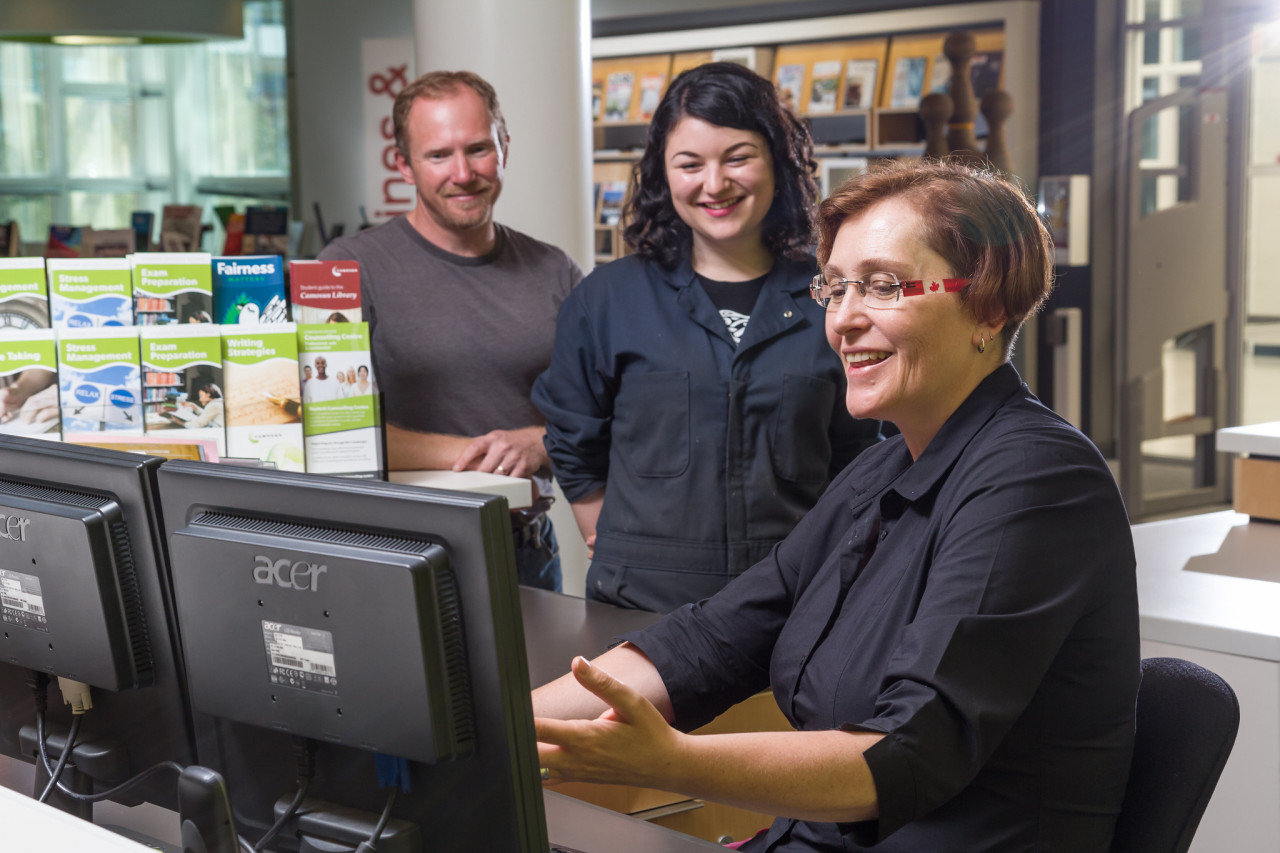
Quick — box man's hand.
[15,384,58,425]
[452,425,548,478]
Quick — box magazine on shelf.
[843,59,879,110]
[86,228,135,258]
[131,252,214,325]
[242,205,290,256]
[296,322,383,478]
[160,205,204,252]
[46,225,88,259]
[140,323,226,456]
[131,211,154,252]
[46,257,133,329]
[221,323,304,471]
[889,56,928,109]
[597,182,628,227]
[775,64,805,114]
[0,221,20,257]
[212,255,288,325]
[0,258,49,330]
[808,60,842,114]
[636,73,666,122]
[0,328,59,440]
[604,71,634,122]
[288,259,362,324]
[57,325,144,437]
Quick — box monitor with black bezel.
[156,458,548,852]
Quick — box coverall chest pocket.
[772,373,836,483]
[614,370,690,477]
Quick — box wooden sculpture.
[919,92,953,160]
[942,31,983,165]
[980,89,1014,174]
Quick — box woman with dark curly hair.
[532,62,880,613]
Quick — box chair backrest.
[1110,657,1240,853]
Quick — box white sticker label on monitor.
[0,569,48,632]
[262,620,338,696]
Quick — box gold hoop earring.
[978,336,986,355]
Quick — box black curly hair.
[622,62,818,269]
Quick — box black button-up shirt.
[626,364,1139,852]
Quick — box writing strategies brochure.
[221,323,304,471]
[0,258,49,329]
[297,322,383,478]
[57,326,144,437]
[140,324,227,456]
[212,255,289,325]
[46,258,133,329]
[131,252,214,325]
[288,259,363,324]
[0,329,59,440]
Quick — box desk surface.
[388,469,532,509]
[1134,510,1280,660]
[519,586,662,687]
[545,791,724,852]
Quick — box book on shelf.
[57,325,144,437]
[889,56,928,109]
[288,259,362,324]
[131,211,154,252]
[46,225,88,259]
[46,257,133,329]
[843,59,879,110]
[131,252,214,325]
[0,328,59,440]
[636,73,665,122]
[775,64,805,114]
[221,323,305,471]
[296,322,383,478]
[597,181,628,227]
[0,220,20,257]
[160,205,204,252]
[85,228,135,258]
[604,71,634,122]
[140,323,226,456]
[242,205,289,256]
[808,60,842,114]
[212,255,289,325]
[0,258,49,330]
[591,78,604,122]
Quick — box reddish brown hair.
[393,70,507,159]
[816,159,1053,358]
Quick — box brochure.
[297,322,382,478]
[288,259,363,324]
[57,326,144,436]
[221,324,304,471]
[140,324,226,456]
[131,252,214,325]
[0,258,49,330]
[46,258,133,329]
[212,255,289,325]
[0,328,59,440]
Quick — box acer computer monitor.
[156,459,546,852]
[0,434,195,815]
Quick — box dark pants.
[513,512,561,592]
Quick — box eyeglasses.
[809,272,970,310]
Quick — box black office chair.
[1111,657,1240,853]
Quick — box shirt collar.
[887,362,1025,502]
[668,254,813,297]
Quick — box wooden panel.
[670,50,715,79]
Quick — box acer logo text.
[0,514,31,542]
[253,556,327,591]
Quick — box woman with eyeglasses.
[533,160,1139,852]
[533,62,880,614]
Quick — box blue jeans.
[513,512,561,592]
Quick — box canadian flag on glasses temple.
[900,278,970,296]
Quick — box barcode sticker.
[0,569,49,632]
[261,620,339,696]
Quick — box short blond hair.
[393,70,507,158]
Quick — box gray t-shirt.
[318,216,582,437]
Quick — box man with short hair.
[319,70,582,591]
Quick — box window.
[0,1,288,252]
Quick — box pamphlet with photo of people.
[296,322,382,479]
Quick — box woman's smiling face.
[823,196,1001,458]
[664,116,775,257]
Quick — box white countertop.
[387,469,532,509]
[1217,422,1280,456]
[1134,510,1280,660]
[0,785,155,850]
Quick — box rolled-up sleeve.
[531,287,614,502]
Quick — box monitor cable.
[353,786,397,853]
[252,736,317,852]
